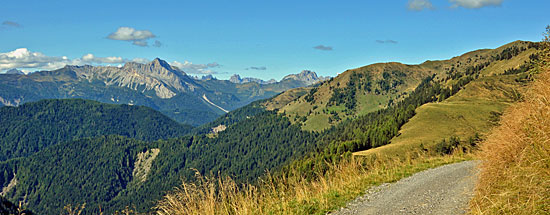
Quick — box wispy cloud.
[313,45,333,51]
[245,66,267,71]
[153,40,162,47]
[171,61,221,74]
[2,21,21,28]
[450,0,503,9]
[131,58,150,64]
[408,0,434,11]
[107,27,161,47]
[376,40,399,44]
[132,40,148,47]
[81,54,125,64]
[108,27,155,41]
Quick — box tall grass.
[470,60,550,214]
[156,150,468,215]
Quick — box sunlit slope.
[354,71,531,157]
[265,41,535,132]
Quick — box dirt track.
[330,161,479,215]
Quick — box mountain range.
[0,40,542,214]
[0,58,327,125]
[228,70,329,85]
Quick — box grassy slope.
[470,52,550,214]
[354,46,534,157]
[266,41,534,132]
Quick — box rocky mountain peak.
[60,58,197,99]
[229,74,242,83]
[150,58,171,69]
[282,70,327,85]
[3,68,25,75]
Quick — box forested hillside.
[0,111,317,214]
[0,99,192,161]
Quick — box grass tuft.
[470,57,550,214]
[156,150,469,215]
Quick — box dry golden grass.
[156,151,469,215]
[470,57,550,214]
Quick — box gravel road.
[329,160,479,215]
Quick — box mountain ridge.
[0,59,325,125]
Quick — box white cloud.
[107,27,160,47]
[131,58,150,64]
[0,48,219,75]
[450,0,502,9]
[0,48,125,72]
[408,0,434,11]
[80,54,125,64]
[171,60,220,74]
[0,48,67,71]
[107,27,155,41]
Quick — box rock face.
[132,148,161,184]
[282,70,329,85]
[65,58,198,99]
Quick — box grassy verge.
[470,56,550,214]
[156,149,471,215]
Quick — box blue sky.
[1,0,549,80]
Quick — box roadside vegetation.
[470,27,550,215]
[157,149,471,215]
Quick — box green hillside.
[0,99,192,161]
[0,112,317,214]
[267,41,537,131]
[354,44,539,157]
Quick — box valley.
[0,39,546,214]
[1,2,548,214]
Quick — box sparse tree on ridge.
[544,25,550,43]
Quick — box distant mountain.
[0,59,322,125]
[282,70,330,85]
[228,74,277,84]
[194,74,217,80]
[2,69,24,75]
[229,71,327,85]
